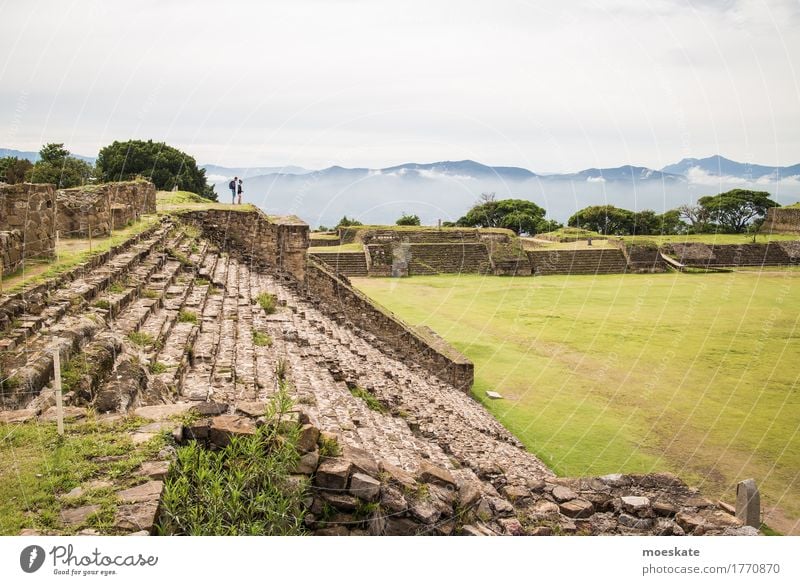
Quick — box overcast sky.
[0,0,798,171]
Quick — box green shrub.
[349,386,386,413]
[141,289,160,299]
[178,310,197,324]
[93,300,111,310]
[156,388,306,535]
[252,330,273,347]
[149,362,167,374]
[319,435,341,458]
[108,281,125,294]
[254,292,278,314]
[127,331,155,347]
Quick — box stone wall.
[181,208,309,282]
[56,180,156,238]
[763,207,800,234]
[0,183,56,270]
[339,226,514,245]
[304,257,474,391]
[664,241,800,267]
[611,239,666,272]
[0,230,24,275]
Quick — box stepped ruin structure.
[0,192,760,536]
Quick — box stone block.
[209,415,256,447]
[315,458,352,490]
[559,499,594,519]
[416,462,456,488]
[349,472,381,502]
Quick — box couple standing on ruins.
[229,177,243,204]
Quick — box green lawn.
[616,233,799,245]
[354,271,800,534]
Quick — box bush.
[254,292,277,314]
[252,330,273,347]
[178,310,198,324]
[396,213,421,226]
[156,388,307,535]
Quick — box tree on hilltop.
[336,216,363,228]
[29,143,94,188]
[96,139,216,200]
[0,157,33,184]
[456,196,553,235]
[396,212,421,226]
[697,189,778,233]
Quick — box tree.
[630,210,659,235]
[29,143,94,188]
[96,139,215,200]
[336,215,363,228]
[655,209,687,235]
[567,205,633,235]
[456,197,549,235]
[0,157,33,184]
[396,212,421,226]
[697,189,779,233]
[677,204,710,233]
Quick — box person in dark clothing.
[229,177,238,203]
[237,179,243,205]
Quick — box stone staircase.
[527,248,628,275]
[309,250,368,277]
[408,243,491,275]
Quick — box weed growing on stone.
[93,299,111,310]
[156,387,306,535]
[108,281,125,294]
[149,362,167,375]
[141,289,160,299]
[127,331,155,347]
[61,355,91,394]
[318,435,341,458]
[254,291,277,314]
[349,386,386,413]
[252,330,272,347]
[178,310,197,324]
[274,357,288,383]
[194,278,210,287]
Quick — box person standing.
[229,176,238,203]
[237,178,243,205]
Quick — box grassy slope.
[354,271,800,531]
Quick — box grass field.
[354,270,800,534]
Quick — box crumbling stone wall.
[0,230,24,274]
[339,226,514,245]
[0,183,56,270]
[610,239,666,272]
[56,180,156,238]
[181,208,309,282]
[304,258,474,391]
[763,207,800,234]
[664,241,800,267]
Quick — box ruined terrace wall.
[763,207,800,234]
[304,258,474,391]
[56,180,156,238]
[181,208,309,282]
[0,183,56,273]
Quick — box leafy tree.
[568,205,633,235]
[697,189,779,233]
[96,139,215,200]
[396,212,421,226]
[336,215,363,227]
[655,209,687,235]
[677,204,711,233]
[456,197,549,235]
[29,143,94,188]
[0,157,33,184]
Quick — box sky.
[0,0,798,172]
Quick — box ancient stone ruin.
[0,183,57,274]
[0,205,758,536]
[763,206,800,234]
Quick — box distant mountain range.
[4,146,799,226]
[0,148,96,164]
[203,155,800,227]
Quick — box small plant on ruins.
[274,357,289,383]
[349,386,386,414]
[252,330,273,347]
[318,434,341,458]
[60,355,91,394]
[127,331,156,347]
[168,248,192,267]
[149,361,167,375]
[178,310,197,324]
[254,291,278,314]
[93,300,111,310]
[141,289,160,299]
[353,501,380,521]
[194,278,210,287]
[108,281,125,294]
[156,387,306,535]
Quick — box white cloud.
[586,176,606,183]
